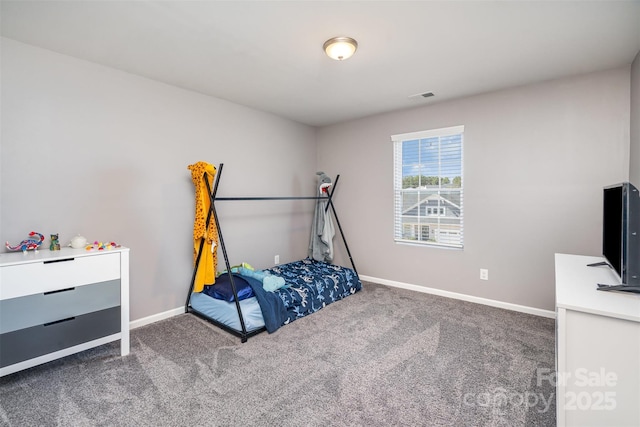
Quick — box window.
[425,207,445,216]
[392,125,464,248]
[421,225,430,240]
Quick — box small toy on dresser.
[5,231,44,253]
[50,234,61,251]
[69,235,87,249]
[86,241,121,251]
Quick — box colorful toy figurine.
[85,241,120,251]
[50,234,61,251]
[6,231,45,253]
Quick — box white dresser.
[0,247,129,377]
[555,253,640,427]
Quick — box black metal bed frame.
[185,163,358,342]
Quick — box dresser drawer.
[0,252,120,299]
[0,279,120,334]
[0,306,121,368]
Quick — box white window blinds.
[392,125,464,249]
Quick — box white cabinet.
[0,247,129,377]
[555,253,640,427]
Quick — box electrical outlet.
[480,269,489,281]
[274,255,280,265]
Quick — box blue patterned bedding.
[192,258,361,334]
[265,258,362,327]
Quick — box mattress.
[189,291,265,332]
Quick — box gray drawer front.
[0,280,120,334]
[0,306,120,368]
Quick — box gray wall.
[1,38,318,321]
[2,36,636,319]
[317,67,631,311]
[631,51,640,186]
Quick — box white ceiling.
[2,1,640,127]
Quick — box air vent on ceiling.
[408,91,435,99]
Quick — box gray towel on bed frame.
[308,174,335,263]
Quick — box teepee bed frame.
[185,163,361,342]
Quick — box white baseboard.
[359,274,556,319]
[130,306,186,330]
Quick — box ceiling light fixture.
[323,37,358,61]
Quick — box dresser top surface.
[555,253,640,322]
[0,247,129,267]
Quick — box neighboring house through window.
[392,125,464,249]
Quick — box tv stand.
[596,284,640,293]
[555,254,640,427]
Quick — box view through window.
[392,125,464,248]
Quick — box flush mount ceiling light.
[323,36,358,61]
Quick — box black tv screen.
[602,182,639,286]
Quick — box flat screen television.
[594,182,640,293]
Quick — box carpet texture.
[0,282,556,426]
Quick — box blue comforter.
[264,258,362,329]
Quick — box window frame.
[392,125,464,249]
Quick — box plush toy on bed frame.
[317,171,332,194]
[6,231,45,253]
